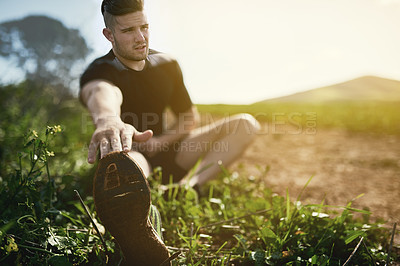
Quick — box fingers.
[133,129,153,142]
[88,139,99,164]
[110,136,122,152]
[87,126,153,164]
[120,128,151,151]
[87,128,122,163]
[100,138,111,158]
[99,129,121,159]
[98,129,121,158]
[120,127,134,152]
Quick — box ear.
[103,28,114,43]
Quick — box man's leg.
[93,151,170,264]
[175,113,260,187]
[127,150,152,177]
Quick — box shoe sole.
[93,151,170,265]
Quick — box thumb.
[134,129,153,142]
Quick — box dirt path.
[232,123,400,225]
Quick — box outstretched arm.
[81,80,152,163]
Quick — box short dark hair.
[101,0,144,29]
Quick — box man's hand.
[88,116,153,163]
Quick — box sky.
[0,0,400,104]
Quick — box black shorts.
[145,145,187,184]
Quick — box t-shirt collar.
[110,50,148,72]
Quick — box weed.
[148,169,397,265]
[1,125,397,265]
[0,82,398,264]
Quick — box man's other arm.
[140,106,199,157]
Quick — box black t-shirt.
[80,49,192,136]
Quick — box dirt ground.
[231,122,400,234]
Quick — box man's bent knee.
[232,113,260,137]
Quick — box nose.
[134,29,146,42]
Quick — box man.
[80,0,259,263]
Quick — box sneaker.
[93,151,170,265]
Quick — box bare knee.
[231,113,260,139]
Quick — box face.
[104,11,149,62]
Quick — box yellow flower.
[32,130,38,138]
[5,237,18,253]
[54,125,62,133]
[46,151,55,157]
[46,125,62,135]
[282,250,293,257]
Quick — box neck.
[114,53,146,71]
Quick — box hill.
[257,75,400,103]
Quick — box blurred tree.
[0,16,93,171]
[0,15,91,99]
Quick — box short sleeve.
[80,61,118,90]
[79,58,119,105]
[169,61,193,114]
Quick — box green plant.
[0,80,398,264]
[148,168,397,265]
[0,126,115,265]
[0,125,397,265]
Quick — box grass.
[0,126,397,265]
[0,82,399,264]
[197,101,400,135]
[150,171,395,265]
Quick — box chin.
[133,51,148,60]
